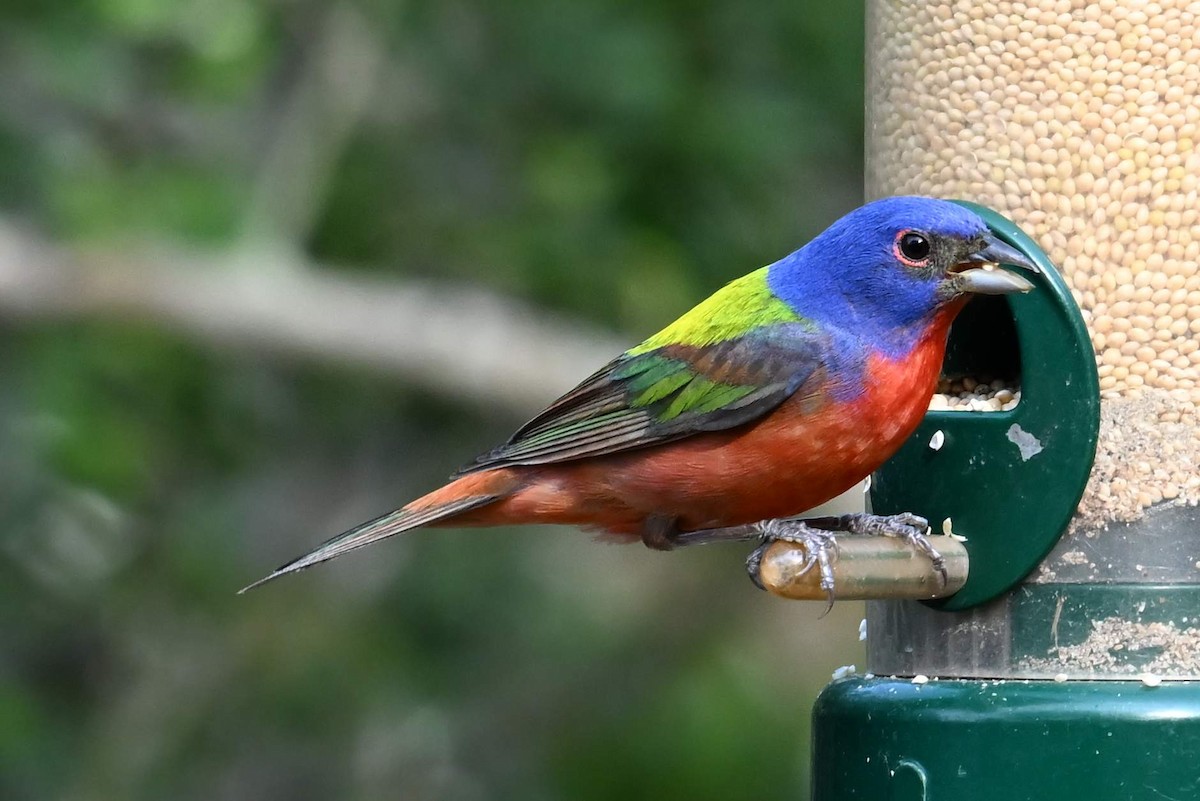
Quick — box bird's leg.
[801,512,946,586]
[667,523,760,547]
[643,518,767,548]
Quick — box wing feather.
[456,325,827,475]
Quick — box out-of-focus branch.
[0,222,625,414]
[242,4,385,247]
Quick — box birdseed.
[871,0,1200,524]
[929,377,1021,412]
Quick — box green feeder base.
[812,677,1200,801]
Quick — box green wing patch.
[616,354,759,421]
[664,377,756,419]
[455,328,825,475]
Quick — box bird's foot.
[745,519,840,611]
[803,512,946,587]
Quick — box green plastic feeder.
[810,207,1200,799]
[814,679,1200,800]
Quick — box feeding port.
[932,294,1023,412]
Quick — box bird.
[243,196,1036,595]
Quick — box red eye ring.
[894,230,932,267]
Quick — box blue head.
[766,196,1036,355]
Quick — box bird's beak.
[950,233,1039,295]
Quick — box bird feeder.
[810,2,1200,798]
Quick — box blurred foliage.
[0,0,866,799]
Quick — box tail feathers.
[240,494,501,593]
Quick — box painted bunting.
[244,197,1036,594]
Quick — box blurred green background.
[0,1,867,799]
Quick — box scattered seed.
[911,674,930,685]
[942,517,967,542]
[1022,618,1200,676]
[1074,392,1200,530]
[929,430,945,451]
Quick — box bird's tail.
[240,471,516,592]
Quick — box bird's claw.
[745,545,768,591]
[878,514,946,588]
[809,512,946,587]
[745,520,840,611]
[902,529,948,588]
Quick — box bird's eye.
[895,231,932,266]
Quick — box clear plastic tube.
[867,0,1200,529]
